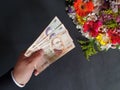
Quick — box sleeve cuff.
[11,71,25,88]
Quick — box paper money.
[25,16,62,51]
[24,16,75,64]
[32,24,73,50]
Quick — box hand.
[13,49,49,86]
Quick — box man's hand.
[13,49,49,86]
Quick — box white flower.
[86,13,98,21]
[100,43,111,50]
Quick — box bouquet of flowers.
[65,0,120,60]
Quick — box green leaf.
[78,40,86,44]
[78,39,98,60]
[116,45,120,49]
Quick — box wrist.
[11,71,25,88]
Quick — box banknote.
[31,24,73,50]
[25,25,74,56]
[26,16,62,51]
[42,32,75,64]
[25,18,70,55]
[24,16,75,64]
[25,30,75,63]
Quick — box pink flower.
[83,20,102,37]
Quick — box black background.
[0,0,120,90]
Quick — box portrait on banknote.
[24,16,75,64]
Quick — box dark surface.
[0,69,21,90]
[0,0,120,90]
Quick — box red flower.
[74,0,94,17]
[108,29,120,44]
[83,20,102,37]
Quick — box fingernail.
[35,72,39,76]
[34,72,38,76]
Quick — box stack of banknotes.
[24,16,75,64]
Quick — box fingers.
[35,62,50,76]
[30,49,44,59]
[26,49,44,63]
[34,61,50,76]
[18,49,44,61]
[28,49,50,76]
[21,49,50,76]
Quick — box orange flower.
[74,0,94,17]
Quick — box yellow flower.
[96,33,110,46]
[76,14,86,25]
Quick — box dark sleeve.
[0,69,22,90]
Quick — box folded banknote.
[24,16,75,64]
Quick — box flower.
[66,0,120,60]
[83,20,102,37]
[116,16,120,23]
[76,14,86,25]
[108,29,120,44]
[96,33,110,46]
[73,0,94,17]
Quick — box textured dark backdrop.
[0,0,120,90]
